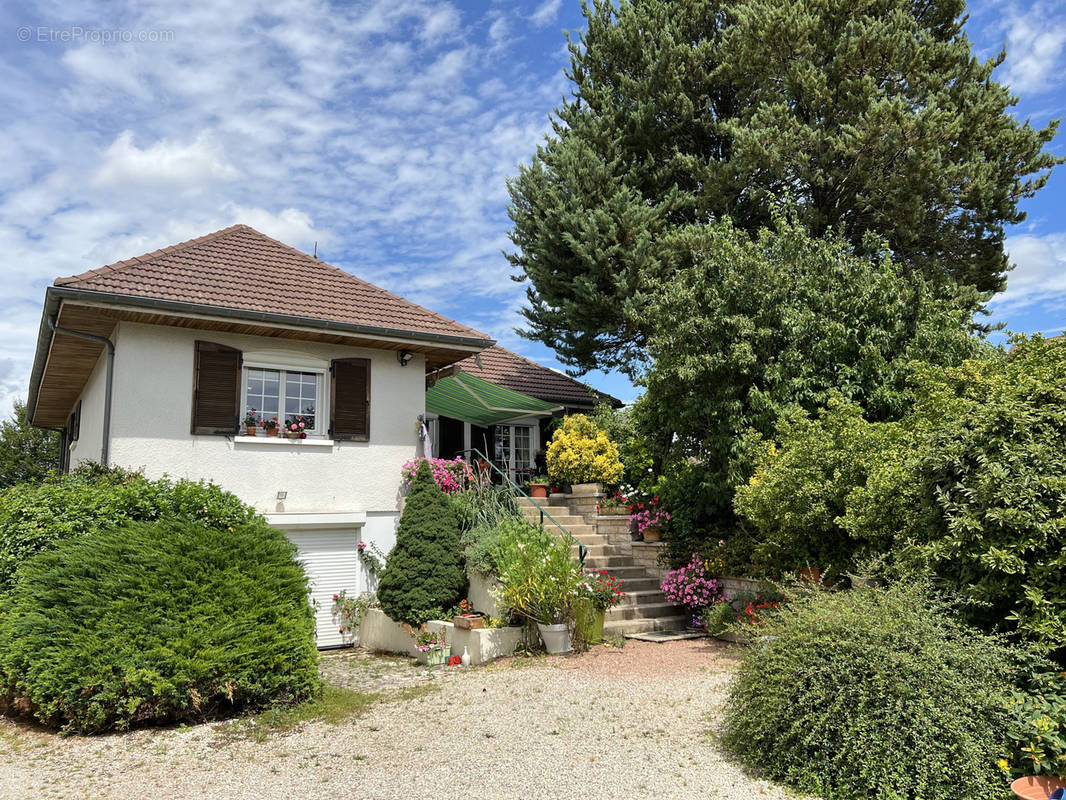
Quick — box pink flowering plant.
[660,554,723,623]
[401,457,475,494]
[631,501,671,537]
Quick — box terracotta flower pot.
[1011,776,1066,800]
[529,483,549,499]
[798,567,823,584]
[642,526,662,542]
[246,426,257,436]
[265,427,278,437]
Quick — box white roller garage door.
[264,512,368,650]
[288,529,361,649]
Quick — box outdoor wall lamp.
[397,350,414,366]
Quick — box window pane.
[246,368,281,424]
[284,370,318,430]
[515,426,531,465]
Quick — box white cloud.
[998,5,1066,94]
[530,0,563,28]
[990,232,1066,312]
[93,131,241,189]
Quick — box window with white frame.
[244,365,325,434]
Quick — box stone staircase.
[516,495,687,636]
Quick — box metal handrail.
[461,448,587,567]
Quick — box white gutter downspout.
[46,316,114,467]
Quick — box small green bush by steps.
[723,584,1018,800]
[377,460,467,626]
[0,464,258,593]
[0,519,319,733]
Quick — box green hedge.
[0,465,258,593]
[723,584,1018,800]
[0,519,319,733]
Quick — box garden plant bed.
[0,640,800,800]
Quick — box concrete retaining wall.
[359,609,522,665]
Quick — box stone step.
[580,555,634,569]
[615,589,670,608]
[570,544,623,558]
[605,601,684,621]
[614,577,661,592]
[602,615,689,636]
[521,513,589,529]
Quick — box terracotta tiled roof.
[452,345,620,406]
[54,225,490,343]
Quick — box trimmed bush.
[377,461,466,626]
[0,464,258,593]
[546,414,623,486]
[0,519,319,733]
[723,584,1018,800]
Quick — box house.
[425,345,620,481]
[25,224,619,647]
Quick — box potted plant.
[414,627,451,665]
[660,554,723,627]
[596,491,630,516]
[631,496,670,541]
[452,599,484,630]
[545,414,623,496]
[261,417,279,437]
[494,527,582,654]
[1010,777,1066,800]
[284,417,309,439]
[243,409,259,435]
[575,570,626,645]
[528,475,550,499]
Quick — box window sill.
[233,436,335,447]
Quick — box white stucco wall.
[69,345,111,470]
[103,321,424,517]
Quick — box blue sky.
[0,0,1063,413]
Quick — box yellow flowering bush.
[546,415,623,486]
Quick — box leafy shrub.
[546,414,623,486]
[461,516,535,577]
[0,519,319,733]
[495,521,581,625]
[723,584,1019,800]
[0,464,258,593]
[449,482,520,533]
[377,461,467,626]
[848,336,1066,652]
[1005,668,1066,777]
[734,396,903,577]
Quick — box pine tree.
[376,461,466,627]
[507,0,1061,376]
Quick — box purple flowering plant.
[660,554,723,618]
[400,457,475,494]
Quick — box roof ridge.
[489,344,585,383]
[54,224,249,287]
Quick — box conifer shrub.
[0,464,258,593]
[0,519,319,733]
[377,461,467,626]
[723,584,1019,800]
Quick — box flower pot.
[570,482,602,496]
[847,573,884,589]
[642,526,662,542]
[246,426,257,436]
[418,646,452,666]
[798,567,823,584]
[599,506,629,516]
[285,431,301,440]
[575,601,605,645]
[453,614,484,630]
[1011,776,1066,800]
[529,483,549,499]
[265,428,278,437]
[537,622,572,654]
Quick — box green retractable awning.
[425,371,561,425]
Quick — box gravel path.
[0,639,804,800]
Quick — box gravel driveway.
[0,639,802,800]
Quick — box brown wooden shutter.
[191,341,242,435]
[330,358,370,441]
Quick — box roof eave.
[26,285,495,426]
